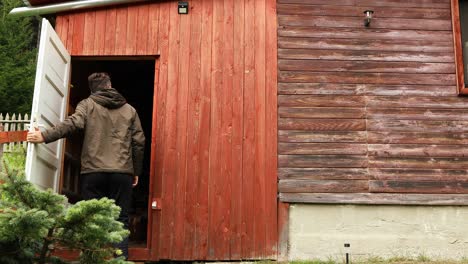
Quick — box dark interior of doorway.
[63,58,155,248]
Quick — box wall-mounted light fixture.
[178,1,189,14]
[363,10,374,27]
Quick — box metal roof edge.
[10,0,152,18]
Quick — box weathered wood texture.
[280,193,468,205]
[278,0,468,201]
[56,0,277,261]
[0,131,27,144]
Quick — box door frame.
[66,55,160,261]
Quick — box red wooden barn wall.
[55,0,278,260]
[277,0,468,204]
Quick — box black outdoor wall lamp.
[178,1,189,14]
[363,10,374,27]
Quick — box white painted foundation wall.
[289,204,468,261]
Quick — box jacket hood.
[90,88,127,109]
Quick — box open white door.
[25,18,71,191]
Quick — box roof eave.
[10,0,152,18]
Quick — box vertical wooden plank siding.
[194,0,213,259]
[56,0,277,260]
[150,1,169,260]
[149,58,161,260]
[277,0,468,202]
[82,11,95,55]
[114,7,128,55]
[136,5,150,55]
[231,0,245,259]
[104,8,117,55]
[71,14,85,55]
[265,0,278,256]
[147,3,160,55]
[172,3,191,258]
[160,0,180,259]
[207,0,224,258]
[55,16,67,46]
[66,14,75,53]
[254,0,267,258]
[94,9,107,55]
[219,0,234,259]
[183,0,202,259]
[125,5,139,55]
[242,0,256,258]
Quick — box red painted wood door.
[151,0,278,260]
[55,0,278,260]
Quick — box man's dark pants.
[80,172,133,259]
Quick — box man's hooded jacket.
[42,74,145,176]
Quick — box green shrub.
[0,162,133,264]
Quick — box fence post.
[0,113,3,158]
[0,124,3,172]
[23,114,29,149]
[9,113,17,152]
[4,113,9,153]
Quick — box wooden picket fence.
[0,113,30,153]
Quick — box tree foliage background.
[0,0,38,114]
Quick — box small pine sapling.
[0,162,132,264]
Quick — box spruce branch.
[0,165,133,263]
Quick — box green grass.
[1,146,26,173]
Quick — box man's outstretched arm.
[27,100,88,144]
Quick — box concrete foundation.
[288,204,468,261]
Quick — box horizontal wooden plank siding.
[278,28,453,41]
[278,0,468,204]
[279,107,366,119]
[279,118,366,131]
[279,37,454,52]
[367,132,468,144]
[279,155,368,168]
[278,83,457,96]
[279,60,455,73]
[56,0,277,260]
[370,168,468,180]
[278,15,452,30]
[278,49,454,62]
[279,179,369,192]
[278,5,451,19]
[279,168,369,180]
[279,143,367,155]
[279,131,368,143]
[279,72,455,85]
[369,180,468,193]
[280,193,468,205]
[277,0,450,9]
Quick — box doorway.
[61,57,155,249]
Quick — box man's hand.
[132,176,139,188]
[27,130,45,143]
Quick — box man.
[27,72,145,259]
